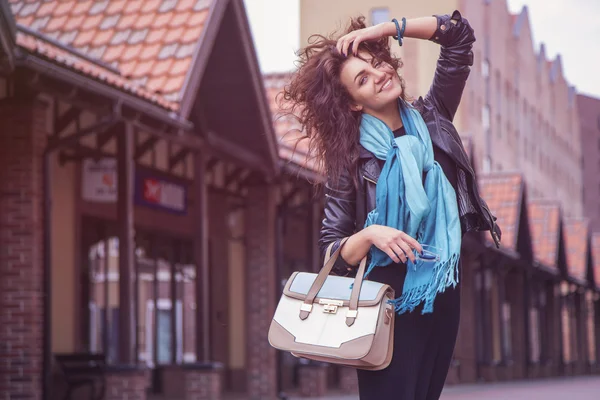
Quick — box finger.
[342,36,354,57]
[342,39,351,57]
[390,243,408,263]
[336,34,350,55]
[396,240,415,263]
[352,36,363,55]
[336,36,346,55]
[336,37,344,55]
[383,247,402,264]
[401,233,423,254]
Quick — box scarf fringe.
[389,254,460,315]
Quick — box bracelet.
[391,17,407,46]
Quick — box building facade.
[299,0,583,218]
[578,94,600,233]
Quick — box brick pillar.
[0,97,48,400]
[338,367,359,394]
[105,366,147,400]
[245,184,277,399]
[298,363,328,397]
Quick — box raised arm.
[336,10,475,122]
[423,10,476,121]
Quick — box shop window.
[502,302,512,360]
[490,281,502,363]
[147,300,183,365]
[562,301,572,363]
[587,294,597,364]
[529,307,540,362]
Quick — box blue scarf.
[359,100,461,315]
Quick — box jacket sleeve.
[424,10,476,122]
[318,169,358,276]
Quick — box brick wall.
[0,97,48,400]
[184,368,222,400]
[105,368,147,400]
[298,364,328,397]
[245,184,277,399]
[338,367,359,393]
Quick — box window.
[497,115,502,138]
[483,156,491,173]
[482,59,490,79]
[496,71,501,116]
[370,8,390,26]
[482,104,490,130]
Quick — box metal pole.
[42,151,52,400]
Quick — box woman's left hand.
[336,23,392,57]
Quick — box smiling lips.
[379,77,393,92]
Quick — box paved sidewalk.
[288,376,600,400]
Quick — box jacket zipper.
[363,175,377,185]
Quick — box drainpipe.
[42,150,51,400]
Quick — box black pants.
[357,261,461,400]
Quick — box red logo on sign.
[143,179,161,203]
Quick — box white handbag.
[268,238,396,370]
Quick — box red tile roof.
[15,30,175,109]
[9,0,212,110]
[528,201,561,270]
[592,234,600,289]
[479,173,524,251]
[564,220,590,283]
[264,73,322,173]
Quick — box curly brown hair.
[280,16,408,187]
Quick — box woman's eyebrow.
[354,69,367,83]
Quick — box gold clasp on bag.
[319,299,344,314]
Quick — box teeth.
[382,79,391,90]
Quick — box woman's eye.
[360,76,368,85]
[374,61,383,68]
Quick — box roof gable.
[592,234,600,289]
[479,173,524,252]
[528,201,561,271]
[564,219,590,283]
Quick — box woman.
[284,10,501,400]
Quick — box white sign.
[82,158,117,203]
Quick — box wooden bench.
[54,353,106,400]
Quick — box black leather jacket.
[319,10,502,275]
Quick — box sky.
[243,0,600,99]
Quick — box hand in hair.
[336,23,392,57]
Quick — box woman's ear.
[350,104,363,112]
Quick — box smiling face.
[339,51,403,114]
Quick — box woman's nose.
[372,68,386,83]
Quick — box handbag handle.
[299,238,368,326]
